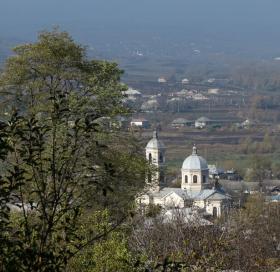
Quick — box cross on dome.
[192,144,197,155]
[153,130,158,139]
[146,130,165,149]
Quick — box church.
[139,131,231,217]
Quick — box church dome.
[182,145,208,170]
[146,131,165,149]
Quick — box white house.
[195,117,211,129]
[130,118,150,129]
[123,88,142,99]
[158,77,167,83]
[181,78,189,84]
[141,99,159,112]
[208,88,220,94]
[171,118,192,128]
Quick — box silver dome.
[146,131,165,149]
[182,145,208,170]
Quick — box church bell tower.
[145,131,166,191]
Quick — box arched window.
[148,153,152,163]
[160,172,165,183]
[203,175,206,183]
[147,172,152,183]
[159,152,163,163]
[213,207,218,218]
[185,175,188,183]
[193,175,198,183]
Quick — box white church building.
[139,131,231,217]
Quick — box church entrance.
[213,207,218,218]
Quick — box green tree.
[0,29,147,271]
[271,160,280,179]
[0,121,25,272]
[69,229,143,272]
[261,132,274,153]
[239,136,253,154]
[245,155,271,189]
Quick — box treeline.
[231,62,280,92]
[67,195,280,272]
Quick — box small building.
[171,118,192,128]
[241,119,254,128]
[123,88,142,99]
[175,89,194,97]
[130,118,150,129]
[208,88,220,94]
[192,93,209,101]
[207,78,215,83]
[158,77,167,83]
[181,78,189,84]
[167,97,184,103]
[209,165,225,179]
[141,99,159,112]
[195,117,211,129]
[93,116,129,131]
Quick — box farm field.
[139,125,280,176]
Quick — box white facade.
[145,131,166,191]
[181,146,209,192]
[182,78,189,84]
[158,77,167,83]
[195,117,211,129]
[130,119,149,128]
[139,133,231,218]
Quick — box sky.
[1,0,280,56]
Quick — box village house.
[123,88,142,98]
[171,118,193,128]
[181,78,189,84]
[158,77,167,83]
[195,116,211,128]
[130,118,150,129]
[208,88,220,94]
[141,99,159,112]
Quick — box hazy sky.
[1,0,280,55]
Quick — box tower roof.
[146,131,165,149]
[182,145,208,171]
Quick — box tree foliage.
[0,29,147,271]
[245,155,272,186]
[129,197,280,272]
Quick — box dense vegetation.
[0,30,147,271]
[0,30,279,272]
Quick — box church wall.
[152,194,184,208]
[146,148,165,165]
[181,169,204,191]
[163,193,185,208]
[205,200,222,217]
[146,143,166,188]
[193,200,205,209]
[181,167,209,192]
